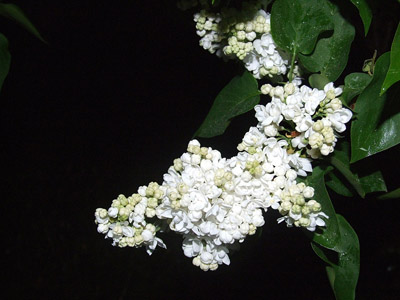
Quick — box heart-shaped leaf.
[195,71,260,138]
[351,52,400,163]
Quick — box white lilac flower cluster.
[95,79,351,269]
[256,80,353,159]
[95,138,324,271]
[194,8,289,78]
[194,10,223,55]
[94,184,167,255]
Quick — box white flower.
[294,113,313,132]
[183,236,203,257]
[291,133,308,149]
[263,124,279,136]
[95,208,109,224]
[301,86,325,115]
[324,82,343,99]
[242,127,266,148]
[97,223,109,234]
[107,207,118,218]
[303,187,315,198]
[141,229,154,242]
[327,108,353,133]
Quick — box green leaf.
[0,33,11,91]
[306,166,340,248]
[380,23,400,95]
[330,142,387,197]
[0,3,45,42]
[195,71,260,138]
[299,8,355,81]
[308,73,330,90]
[351,52,400,163]
[378,188,400,200]
[341,72,372,106]
[359,170,387,194]
[330,215,360,300]
[271,0,334,56]
[349,0,372,35]
[330,142,365,198]
[311,242,334,266]
[326,266,336,291]
[326,171,354,197]
[312,217,360,300]
[307,167,360,299]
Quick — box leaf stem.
[288,48,297,82]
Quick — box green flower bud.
[301,206,311,216]
[299,217,311,227]
[291,204,301,214]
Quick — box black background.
[2,1,400,299]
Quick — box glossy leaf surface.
[195,71,260,138]
[351,53,400,162]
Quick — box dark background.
[1,1,400,299]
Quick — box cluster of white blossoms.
[95,78,351,270]
[94,184,167,255]
[194,8,289,78]
[194,10,223,55]
[257,80,353,159]
[95,1,354,272]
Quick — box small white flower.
[328,108,353,133]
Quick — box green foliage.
[381,23,400,95]
[271,0,355,82]
[0,33,10,91]
[298,8,355,81]
[359,170,387,194]
[326,171,354,197]
[308,73,330,90]
[349,0,372,35]
[306,166,360,300]
[378,188,400,200]
[271,0,334,57]
[0,3,44,93]
[190,1,399,298]
[311,215,360,300]
[195,71,260,138]
[351,52,400,163]
[330,142,387,198]
[307,166,340,248]
[0,3,45,42]
[341,72,372,106]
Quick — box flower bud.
[145,208,156,218]
[303,187,314,198]
[118,194,128,206]
[284,82,295,95]
[113,224,123,235]
[200,263,210,271]
[299,217,311,227]
[209,263,218,271]
[261,84,272,95]
[141,229,153,242]
[320,144,332,156]
[108,207,118,218]
[97,223,109,234]
[147,197,158,208]
[291,204,301,214]
[312,120,324,132]
[295,195,305,206]
[280,201,292,212]
[193,256,201,267]
[145,187,154,197]
[301,206,311,216]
